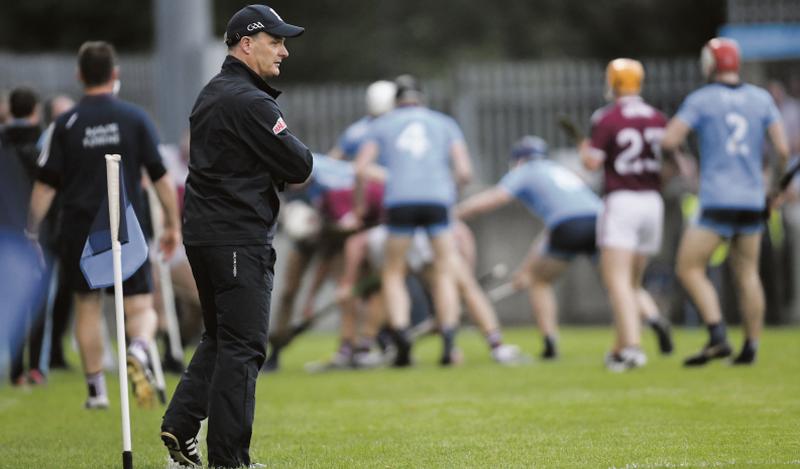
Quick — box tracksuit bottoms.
[163,244,275,468]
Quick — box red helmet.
[701,38,740,78]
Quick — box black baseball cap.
[224,4,304,46]
[395,74,422,100]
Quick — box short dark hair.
[9,86,39,119]
[78,41,117,87]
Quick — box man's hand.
[24,229,46,268]
[335,282,354,303]
[579,139,603,171]
[159,227,181,262]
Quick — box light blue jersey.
[499,160,601,228]
[335,116,372,161]
[676,83,781,210]
[367,105,465,207]
[311,153,354,191]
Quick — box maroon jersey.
[587,96,667,194]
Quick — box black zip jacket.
[183,55,313,246]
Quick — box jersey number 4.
[395,122,430,159]
[615,127,664,175]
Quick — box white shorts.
[597,190,663,255]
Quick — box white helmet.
[365,80,396,117]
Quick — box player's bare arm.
[353,140,379,217]
[454,187,513,220]
[26,180,57,238]
[450,141,473,188]
[151,173,181,261]
[579,139,603,171]
[660,118,692,153]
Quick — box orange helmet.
[701,38,740,78]
[606,58,644,96]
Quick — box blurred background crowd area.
[2,0,800,328]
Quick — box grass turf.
[1,326,799,468]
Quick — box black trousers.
[163,244,275,468]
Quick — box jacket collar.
[222,55,281,99]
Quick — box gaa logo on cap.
[246,21,264,31]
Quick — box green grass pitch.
[1,326,799,468]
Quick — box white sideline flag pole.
[106,154,133,469]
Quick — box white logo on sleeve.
[272,117,288,134]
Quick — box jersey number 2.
[725,112,750,157]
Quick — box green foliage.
[0,1,724,81]
[215,0,725,82]
[0,0,154,52]
[1,326,798,467]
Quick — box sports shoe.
[683,341,732,367]
[161,429,201,467]
[540,347,558,360]
[605,347,647,372]
[650,318,674,355]
[27,369,46,385]
[391,331,413,368]
[440,348,464,366]
[352,349,384,369]
[261,347,281,374]
[126,352,156,409]
[491,344,523,365]
[84,394,110,410]
[540,336,558,360]
[732,345,757,365]
[11,375,28,387]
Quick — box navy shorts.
[697,208,764,239]
[544,215,598,260]
[386,203,450,236]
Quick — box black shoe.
[683,341,732,367]
[261,347,281,373]
[732,346,757,365]
[439,348,463,366]
[391,331,412,368]
[161,428,202,467]
[540,346,558,360]
[49,355,71,370]
[651,319,674,355]
[162,353,185,374]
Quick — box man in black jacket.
[161,5,313,468]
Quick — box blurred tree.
[213,0,725,81]
[0,0,724,80]
[0,0,154,52]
